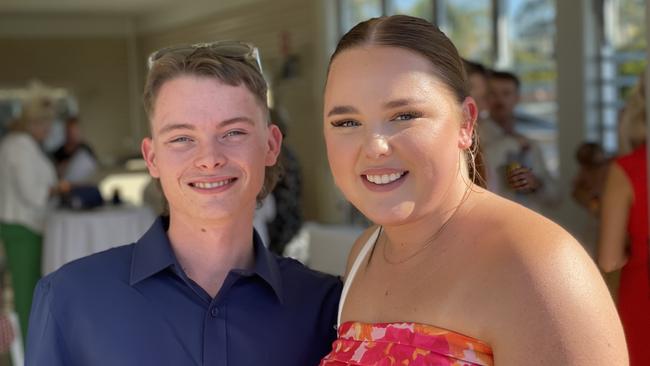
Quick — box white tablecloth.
[43,205,156,274]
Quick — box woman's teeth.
[365,172,405,185]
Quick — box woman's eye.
[331,120,360,128]
[393,112,421,121]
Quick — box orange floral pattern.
[320,321,493,366]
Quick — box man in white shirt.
[479,71,558,215]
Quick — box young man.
[26,42,341,365]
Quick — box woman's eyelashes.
[392,111,422,121]
[331,119,360,128]
[330,111,423,128]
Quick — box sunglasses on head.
[146,40,263,74]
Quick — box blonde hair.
[9,96,56,132]
[618,72,646,154]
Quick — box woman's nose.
[363,132,391,159]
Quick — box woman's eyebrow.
[382,98,425,109]
[327,105,359,117]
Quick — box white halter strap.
[337,226,382,327]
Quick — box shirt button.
[210,307,219,318]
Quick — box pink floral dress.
[320,321,494,366]
[323,227,494,365]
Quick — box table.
[43,205,156,275]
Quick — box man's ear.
[459,97,478,149]
[265,124,283,166]
[141,137,160,178]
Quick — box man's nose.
[194,142,226,169]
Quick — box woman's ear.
[459,97,478,149]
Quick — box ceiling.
[0,0,182,15]
[0,0,263,35]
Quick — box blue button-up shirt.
[26,217,342,366]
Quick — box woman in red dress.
[599,73,648,365]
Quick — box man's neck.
[167,213,256,297]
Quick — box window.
[388,0,433,22]
[438,0,493,64]
[339,0,383,34]
[499,0,558,171]
[600,0,646,152]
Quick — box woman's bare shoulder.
[473,195,628,364]
[470,192,574,254]
[474,193,601,297]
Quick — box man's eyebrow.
[220,116,255,126]
[326,105,359,117]
[158,123,195,135]
[157,117,255,135]
[382,98,426,109]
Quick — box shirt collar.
[129,216,176,286]
[130,216,284,303]
[250,229,284,303]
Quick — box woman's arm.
[597,163,633,273]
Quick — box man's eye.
[170,136,193,143]
[224,130,246,138]
[331,120,359,128]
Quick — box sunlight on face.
[323,46,473,226]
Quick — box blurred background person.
[0,96,67,341]
[480,70,558,215]
[572,141,609,216]
[463,59,490,186]
[463,59,490,119]
[597,72,648,365]
[53,116,98,183]
[266,108,303,255]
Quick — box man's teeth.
[365,172,404,185]
[193,179,232,189]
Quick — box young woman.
[320,15,627,365]
[598,73,648,365]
